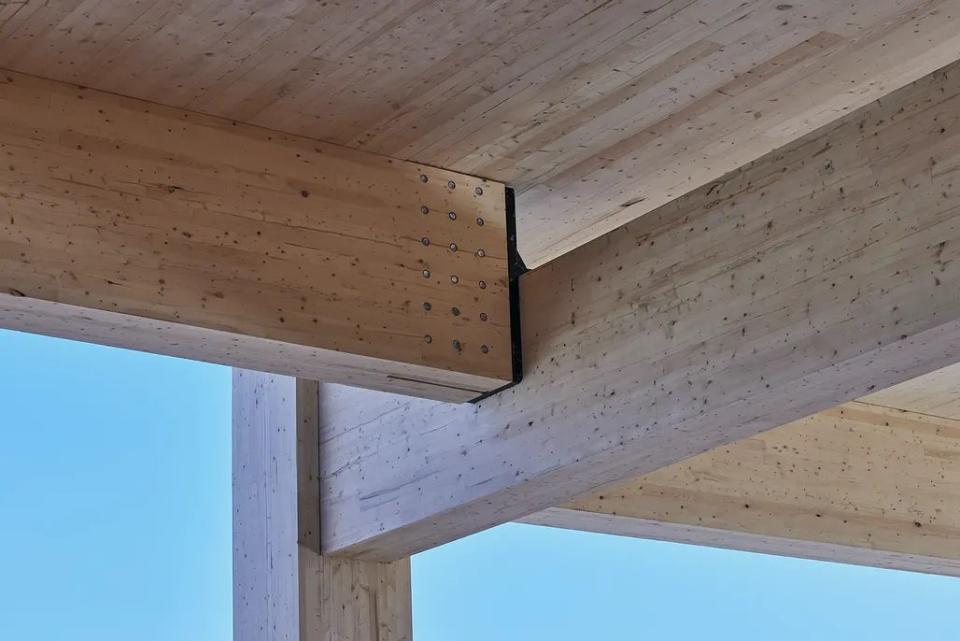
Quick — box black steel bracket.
[470,187,526,403]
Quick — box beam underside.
[525,398,960,577]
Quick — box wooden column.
[0,70,516,402]
[233,370,411,641]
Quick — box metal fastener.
[476,249,485,258]
[421,237,430,246]
[422,302,432,311]
[424,334,432,343]
[475,187,483,196]
[451,307,461,316]
[420,175,428,183]
[422,269,431,278]
[480,345,489,354]
[452,339,462,351]
[478,280,486,289]
[447,180,456,189]
[448,211,457,221]
[449,242,458,252]
[480,312,488,321]
[420,205,429,214]
[476,217,484,226]
[450,275,459,284]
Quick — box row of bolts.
[419,175,491,354]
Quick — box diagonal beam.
[525,388,960,577]
[320,59,960,560]
[0,70,516,402]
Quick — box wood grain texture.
[864,361,960,419]
[233,370,411,641]
[0,70,513,402]
[2,1,960,264]
[320,58,960,560]
[525,400,960,577]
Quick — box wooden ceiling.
[3,0,960,266]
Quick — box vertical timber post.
[233,370,412,640]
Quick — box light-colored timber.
[0,70,514,402]
[3,1,960,264]
[233,370,412,641]
[864,361,960,419]
[319,58,960,560]
[524,396,960,577]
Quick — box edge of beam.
[521,508,960,578]
[1,295,501,402]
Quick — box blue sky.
[3,329,960,640]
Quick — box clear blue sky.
[3,329,960,640]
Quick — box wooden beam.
[0,70,516,402]
[524,398,960,577]
[233,370,411,641]
[319,59,960,560]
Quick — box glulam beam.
[0,70,515,402]
[320,59,960,560]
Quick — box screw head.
[447,180,456,189]
[420,205,429,214]
[480,312,488,321]
[478,280,486,289]
[422,269,431,278]
[452,339,462,351]
[450,275,459,284]
[476,217,484,226]
[424,334,432,344]
[476,249,485,258]
[475,187,484,196]
[422,302,432,311]
[421,237,430,246]
[480,345,489,354]
[420,175,428,183]
[451,307,461,316]
[449,242,458,252]
[448,211,457,221]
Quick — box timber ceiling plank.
[2,1,960,265]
